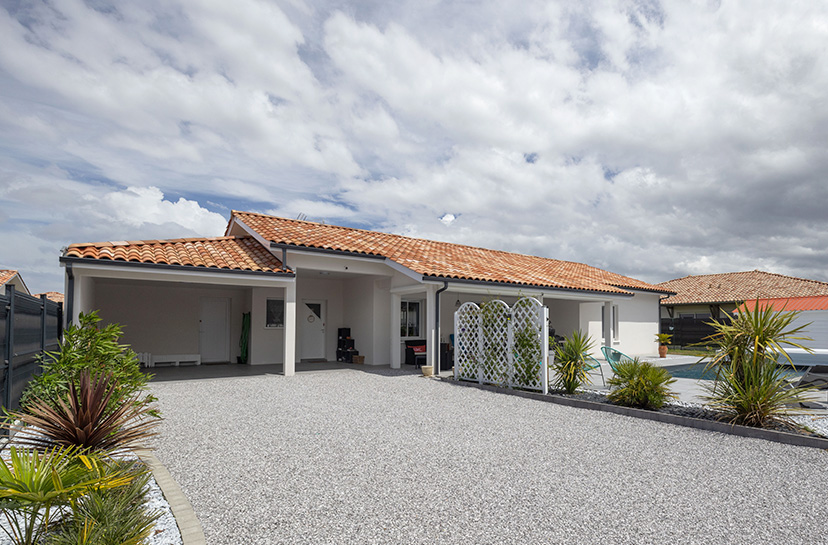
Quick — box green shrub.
[551,331,595,394]
[701,302,816,427]
[45,462,160,545]
[21,311,157,417]
[607,358,677,409]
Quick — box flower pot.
[421,365,434,377]
[658,345,668,358]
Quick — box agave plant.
[0,447,132,545]
[6,371,159,454]
[701,302,817,427]
[552,331,595,394]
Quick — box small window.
[400,301,421,338]
[266,299,284,328]
[601,304,620,342]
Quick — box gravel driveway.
[150,367,828,545]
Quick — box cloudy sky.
[1,0,827,294]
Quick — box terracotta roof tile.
[658,270,828,305]
[35,292,64,304]
[0,269,18,286]
[64,236,287,273]
[231,211,664,295]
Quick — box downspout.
[65,262,74,328]
[435,281,449,373]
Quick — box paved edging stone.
[138,450,207,545]
[439,377,828,450]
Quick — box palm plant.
[0,447,132,545]
[6,371,159,455]
[607,357,677,409]
[552,331,595,394]
[701,302,816,427]
[45,462,160,545]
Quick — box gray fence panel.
[1,287,63,414]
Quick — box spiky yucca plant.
[552,331,596,394]
[7,371,158,455]
[701,302,817,427]
[607,358,677,409]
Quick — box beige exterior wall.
[582,292,661,357]
[94,279,247,362]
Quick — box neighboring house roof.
[64,236,287,274]
[0,269,30,295]
[230,211,666,295]
[36,292,65,304]
[737,296,828,312]
[0,270,17,285]
[658,270,828,305]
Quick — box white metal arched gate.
[453,297,548,393]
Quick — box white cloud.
[2,0,828,294]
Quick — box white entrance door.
[200,297,230,363]
[300,300,326,360]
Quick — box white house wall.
[342,277,377,364]
[249,286,286,364]
[372,278,391,366]
[581,293,660,357]
[93,279,247,361]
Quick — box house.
[0,269,31,296]
[60,211,670,375]
[657,270,828,347]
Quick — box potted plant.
[655,333,672,358]
[421,365,434,377]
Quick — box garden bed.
[440,377,828,450]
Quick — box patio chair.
[585,355,606,387]
[600,346,635,374]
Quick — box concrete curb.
[439,377,828,450]
[138,450,207,545]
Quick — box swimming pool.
[664,363,807,381]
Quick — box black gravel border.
[441,377,828,450]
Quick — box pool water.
[665,363,806,382]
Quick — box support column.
[284,282,297,376]
[390,292,401,369]
[603,301,613,347]
[425,284,438,368]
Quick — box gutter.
[421,275,635,298]
[59,256,295,278]
[269,242,386,261]
[434,281,449,373]
[65,262,74,327]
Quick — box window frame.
[400,300,423,339]
[265,298,285,329]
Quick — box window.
[602,304,620,342]
[265,299,284,328]
[400,301,421,338]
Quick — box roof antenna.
[296,213,307,221]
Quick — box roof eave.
[59,256,295,278]
[422,275,635,297]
